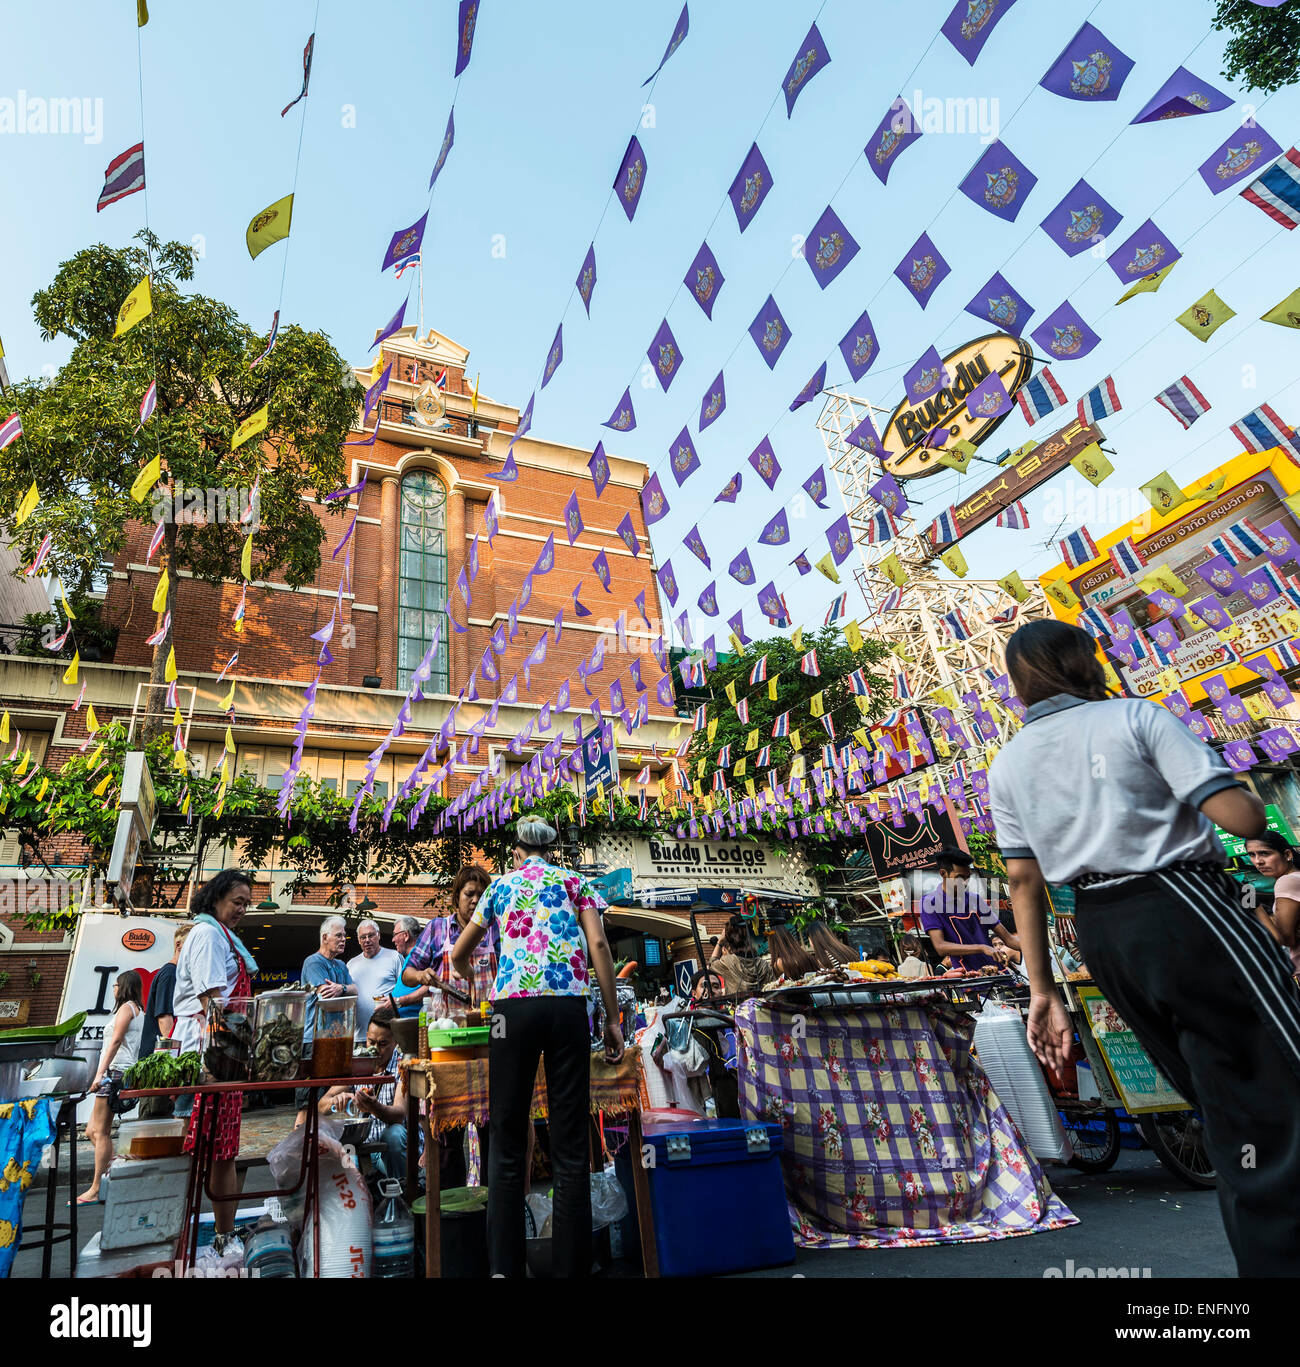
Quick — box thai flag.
[942,609,973,641]
[756,745,771,766]
[251,310,281,369]
[146,519,166,563]
[1076,376,1121,425]
[735,697,749,724]
[0,412,22,448]
[693,703,708,731]
[1109,536,1147,579]
[715,746,731,770]
[395,253,422,278]
[1059,526,1099,568]
[1078,606,1111,638]
[96,142,145,212]
[435,367,448,389]
[771,711,790,738]
[866,508,897,543]
[1275,640,1300,672]
[989,604,1019,624]
[215,652,239,684]
[145,611,172,646]
[765,594,792,627]
[824,592,848,624]
[24,533,52,577]
[139,381,157,425]
[847,666,871,696]
[1240,147,1300,230]
[892,670,911,700]
[929,506,960,546]
[821,714,837,739]
[1154,375,1211,430]
[1211,519,1270,563]
[996,500,1030,530]
[748,654,768,686]
[879,587,904,612]
[1015,367,1067,425]
[1231,404,1300,457]
[800,649,821,677]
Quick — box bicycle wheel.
[1139,1111,1216,1190]
[1062,1108,1122,1174]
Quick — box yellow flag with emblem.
[843,619,864,652]
[152,569,169,613]
[1139,565,1188,597]
[934,439,975,472]
[1243,693,1272,721]
[1262,287,1300,329]
[724,680,737,705]
[940,546,968,578]
[746,729,758,751]
[934,733,951,758]
[878,552,906,587]
[706,717,717,743]
[791,627,803,653]
[669,721,682,739]
[1071,444,1113,486]
[745,778,755,798]
[767,676,778,701]
[727,633,744,656]
[1117,261,1177,304]
[15,481,38,526]
[814,553,840,584]
[86,704,100,734]
[241,534,254,580]
[1100,660,1123,693]
[1139,471,1188,515]
[246,194,294,260]
[998,571,1029,603]
[853,728,869,748]
[114,276,153,337]
[233,405,269,452]
[1188,474,1227,502]
[63,651,80,686]
[164,646,178,682]
[130,453,161,503]
[734,758,746,777]
[809,691,824,718]
[1043,578,1079,609]
[790,729,802,751]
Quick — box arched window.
[398,471,450,693]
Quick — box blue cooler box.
[642,1117,795,1276]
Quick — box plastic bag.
[524,1192,553,1239]
[590,1165,628,1230]
[266,1117,372,1277]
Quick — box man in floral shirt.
[451,817,624,1278]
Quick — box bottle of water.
[371,1179,415,1278]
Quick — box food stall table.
[119,1075,393,1275]
[401,1052,654,1277]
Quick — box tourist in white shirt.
[347,919,405,1042]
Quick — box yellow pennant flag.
[1188,474,1227,502]
[86,744,105,771]
[15,481,38,527]
[1043,578,1079,609]
[789,729,802,751]
[152,569,169,613]
[814,553,840,584]
[1140,470,1188,515]
[934,733,951,758]
[1243,692,1272,721]
[724,680,737,705]
[59,579,75,620]
[745,729,759,751]
[844,619,864,652]
[63,651,80,686]
[1071,444,1113,486]
[727,632,745,656]
[173,707,183,727]
[220,680,236,711]
[1139,565,1189,597]
[1157,668,1182,697]
[86,704,100,734]
[114,276,153,337]
[810,691,825,718]
[744,778,755,799]
[180,790,191,814]
[92,772,111,798]
[14,750,28,778]
[934,439,975,473]
[1262,287,1300,330]
[940,546,968,578]
[706,717,718,743]
[471,373,481,414]
[36,775,48,802]
[0,710,8,743]
[164,646,177,682]
[137,0,148,25]
[1176,289,1235,342]
[130,452,162,503]
[878,553,906,587]
[791,627,804,653]
[240,534,254,579]
[233,405,269,452]
[767,676,778,701]
[246,193,294,260]
[998,571,1029,603]
[734,758,747,777]
[853,727,869,748]
[1116,261,1177,304]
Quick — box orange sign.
[121,927,156,953]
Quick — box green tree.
[1214,0,1300,93]
[0,230,358,726]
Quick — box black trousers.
[487,996,591,1278]
[1075,866,1300,1277]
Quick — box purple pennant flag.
[836,306,880,380]
[728,143,774,231]
[644,2,689,83]
[803,465,829,508]
[634,590,651,630]
[1224,739,1257,772]
[1039,22,1135,102]
[1196,556,1242,597]
[1031,300,1101,361]
[748,294,792,369]
[487,450,519,482]
[616,512,640,556]
[588,441,610,496]
[641,473,670,525]
[684,524,710,567]
[1106,218,1182,282]
[959,140,1038,222]
[371,297,408,350]
[593,550,613,593]
[614,135,648,221]
[576,243,597,316]
[1198,124,1283,194]
[699,371,727,430]
[541,323,563,388]
[697,581,719,616]
[657,559,679,606]
[603,388,636,433]
[758,581,785,620]
[676,613,695,650]
[904,345,949,403]
[728,610,751,645]
[685,241,725,319]
[453,0,478,76]
[748,437,781,490]
[1259,520,1300,563]
[647,318,683,391]
[965,270,1034,332]
[667,426,700,486]
[1132,66,1232,123]
[782,21,830,116]
[657,673,675,707]
[562,489,583,546]
[532,532,556,577]
[512,392,535,442]
[556,679,571,711]
[865,97,922,185]
[382,212,427,272]
[1240,567,1283,608]
[825,515,855,567]
[484,492,498,541]
[728,549,756,585]
[941,0,1018,63]
[572,583,591,618]
[965,370,1013,420]
[1039,178,1121,258]
[363,362,392,421]
[894,231,950,308]
[609,678,625,715]
[790,361,827,411]
[715,471,741,503]
[868,472,908,517]
[759,509,790,546]
[847,414,886,458]
[803,205,858,288]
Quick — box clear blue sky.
[3,0,1300,643]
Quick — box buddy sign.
[882,333,1033,479]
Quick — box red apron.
[183,924,252,1164]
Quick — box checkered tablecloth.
[734,999,1076,1249]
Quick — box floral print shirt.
[472,857,607,998]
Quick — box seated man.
[920,846,1020,970]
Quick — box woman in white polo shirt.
[989,618,1300,1278]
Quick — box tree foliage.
[1214,0,1300,93]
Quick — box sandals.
[73,1192,102,1206]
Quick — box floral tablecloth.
[734,999,1076,1249]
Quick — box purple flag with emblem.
[1032,300,1101,361]
[657,559,679,606]
[603,388,636,434]
[1039,22,1135,102]
[904,346,949,404]
[364,362,392,422]
[647,318,683,392]
[616,513,640,556]
[1132,66,1232,123]
[941,0,1018,63]
[748,294,792,369]
[371,298,408,351]
[793,551,812,576]
[848,414,886,458]
[644,2,689,83]
[685,241,724,318]
[575,244,597,316]
[1040,177,1121,257]
[760,509,790,547]
[728,549,756,586]
[894,231,950,308]
[562,490,583,546]
[430,109,455,189]
[541,323,564,388]
[749,437,781,490]
[965,270,1034,332]
[382,211,427,273]
[684,525,710,567]
[869,473,908,517]
[838,311,879,384]
[614,136,648,221]
[758,581,786,622]
[588,441,610,496]
[728,143,774,231]
[790,361,827,411]
[697,581,719,616]
[803,205,858,288]
[454,0,478,76]
[715,472,741,504]
[865,97,922,185]
[1106,218,1182,282]
[667,426,700,487]
[1198,124,1283,194]
[728,610,750,645]
[641,473,670,525]
[965,371,1013,420]
[782,22,830,115]
[699,371,726,430]
[593,549,613,593]
[959,140,1038,222]
[803,466,829,509]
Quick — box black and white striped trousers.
[1075,865,1300,1278]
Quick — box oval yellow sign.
[880,333,1033,479]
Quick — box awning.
[603,906,696,939]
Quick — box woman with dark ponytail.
[1247,829,1300,972]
